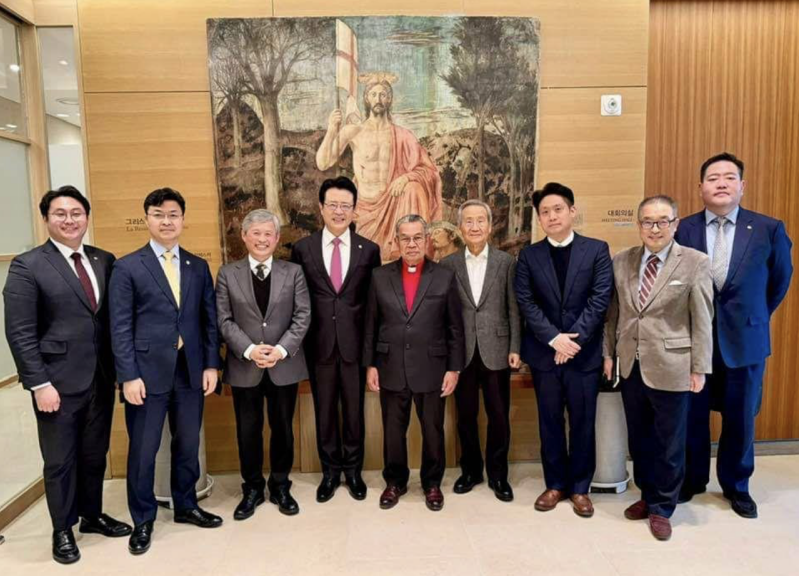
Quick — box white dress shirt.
[243,254,287,361]
[465,243,489,304]
[639,241,674,292]
[322,226,351,282]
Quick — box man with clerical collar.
[363,214,465,511]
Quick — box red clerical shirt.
[402,258,425,313]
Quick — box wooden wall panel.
[33,0,77,25]
[1,0,34,23]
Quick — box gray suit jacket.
[440,246,521,371]
[216,257,310,387]
[603,242,713,392]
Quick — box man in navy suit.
[675,153,793,518]
[109,188,222,555]
[515,183,613,518]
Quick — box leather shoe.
[570,493,594,518]
[234,489,265,521]
[648,514,672,541]
[269,486,300,516]
[534,488,567,512]
[316,475,341,503]
[128,521,153,555]
[379,485,407,510]
[52,529,80,564]
[174,507,223,528]
[488,479,514,502]
[725,491,758,519]
[677,485,706,504]
[79,513,132,537]
[424,486,445,512]
[624,499,649,520]
[453,473,484,494]
[344,473,367,501]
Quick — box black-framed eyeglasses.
[640,218,676,230]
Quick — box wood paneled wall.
[647,0,799,440]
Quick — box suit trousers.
[621,362,689,518]
[33,368,115,531]
[231,372,298,492]
[125,350,204,525]
[380,386,446,490]
[532,364,600,494]
[309,344,366,477]
[455,346,511,481]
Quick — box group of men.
[3,152,792,564]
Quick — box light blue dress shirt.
[150,239,181,284]
[704,205,738,272]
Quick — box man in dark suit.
[218,209,311,519]
[363,214,465,512]
[3,186,131,564]
[291,177,381,503]
[675,152,793,518]
[440,200,521,502]
[515,183,613,518]
[109,188,222,555]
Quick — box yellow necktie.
[163,250,183,349]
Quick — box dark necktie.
[256,263,266,280]
[639,254,659,308]
[71,252,97,311]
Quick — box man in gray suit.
[216,209,311,519]
[603,195,713,541]
[440,200,521,501]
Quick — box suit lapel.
[627,246,643,312]
[234,258,260,316]
[408,260,434,320]
[84,246,106,304]
[641,243,682,312]
[309,230,337,295]
[561,235,587,304]
[477,247,500,309]
[179,252,193,312]
[723,208,754,290]
[265,259,287,321]
[533,240,561,303]
[689,215,708,253]
[339,233,364,294]
[453,250,477,308]
[388,260,408,317]
[42,240,94,313]
[140,246,178,310]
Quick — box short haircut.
[241,209,281,235]
[39,185,91,217]
[144,187,186,215]
[395,214,428,237]
[319,176,358,206]
[532,182,575,213]
[638,195,678,221]
[700,152,744,181]
[457,199,493,227]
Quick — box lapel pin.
[186,260,190,265]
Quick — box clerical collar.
[403,259,425,274]
[547,231,574,248]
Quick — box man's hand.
[123,378,147,405]
[366,367,380,392]
[690,372,706,393]
[202,369,218,396]
[250,344,273,369]
[388,175,410,197]
[551,333,581,357]
[256,346,283,369]
[327,109,342,133]
[441,371,459,397]
[34,386,60,413]
[554,351,572,365]
[508,353,521,370]
[603,357,614,382]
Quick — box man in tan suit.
[603,195,713,541]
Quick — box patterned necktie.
[256,263,266,280]
[163,250,182,349]
[639,253,660,308]
[712,216,729,290]
[70,252,97,312]
[330,237,343,292]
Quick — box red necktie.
[71,252,97,311]
[639,254,659,308]
[330,237,343,292]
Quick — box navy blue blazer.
[515,233,613,372]
[109,244,221,394]
[674,207,793,368]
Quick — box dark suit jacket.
[674,207,793,367]
[515,233,613,372]
[291,230,381,364]
[109,244,220,395]
[3,239,116,393]
[362,258,465,393]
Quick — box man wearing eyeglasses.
[603,195,713,541]
[4,186,132,564]
[291,177,381,503]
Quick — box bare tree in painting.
[210,54,248,168]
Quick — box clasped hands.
[552,332,581,365]
[249,344,283,369]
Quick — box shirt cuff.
[548,336,558,348]
[243,344,255,360]
[275,345,288,359]
[31,382,53,391]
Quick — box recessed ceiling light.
[56,113,70,118]
[58,60,69,66]
[9,64,20,72]
[6,124,17,129]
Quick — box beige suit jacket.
[603,242,713,392]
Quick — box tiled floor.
[1,457,798,576]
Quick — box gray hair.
[457,199,493,227]
[395,214,428,236]
[429,220,463,245]
[637,195,678,221]
[242,209,281,235]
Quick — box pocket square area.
[668,280,685,286]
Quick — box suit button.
[406,324,411,329]
[638,314,644,320]
[405,344,411,350]
[262,322,267,327]
[332,316,336,321]
[173,343,178,350]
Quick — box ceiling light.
[58,60,69,66]
[56,113,69,118]
[9,64,20,72]
[6,124,17,129]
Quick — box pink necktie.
[330,237,343,292]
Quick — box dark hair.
[39,185,91,217]
[319,176,358,207]
[532,182,575,213]
[143,187,186,215]
[700,152,744,181]
[638,194,678,220]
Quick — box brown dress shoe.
[379,485,407,510]
[648,514,672,541]
[624,499,649,521]
[424,486,444,512]
[534,489,567,512]
[570,494,594,518]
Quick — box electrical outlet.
[601,94,622,116]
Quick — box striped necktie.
[639,253,660,308]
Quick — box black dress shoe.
[52,529,80,564]
[174,507,224,528]
[344,474,367,501]
[269,486,300,516]
[677,486,706,504]
[453,473,484,494]
[725,491,758,519]
[488,479,514,502]
[79,513,133,537]
[316,476,341,503]
[128,521,153,556]
[234,489,265,521]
